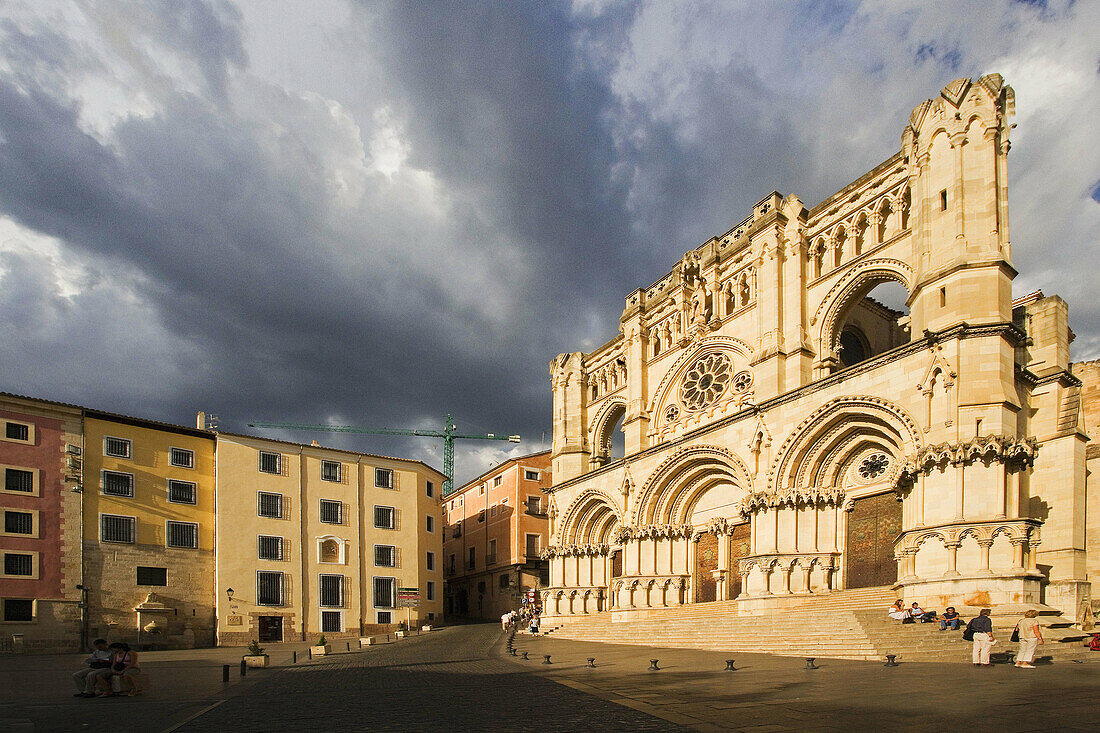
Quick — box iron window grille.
[375,468,394,489]
[168,480,197,505]
[104,436,131,458]
[375,545,396,567]
[102,471,134,498]
[5,422,29,441]
[376,611,391,624]
[257,571,285,606]
[258,535,284,561]
[101,514,135,543]
[4,553,33,576]
[319,499,343,525]
[136,566,167,586]
[166,521,198,549]
[169,447,194,468]
[321,610,342,633]
[373,577,395,608]
[374,506,395,529]
[319,574,344,607]
[4,511,33,534]
[258,451,281,474]
[4,468,33,493]
[321,460,341,482]
[257,492,283,518]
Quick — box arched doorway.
[845,492,903,587]
[694,532,718,602]
[728,522,751,598]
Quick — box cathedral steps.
[542,586,1093,662]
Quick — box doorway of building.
[845,492,903,587]
[694,532,718,602]
[728,522,751,598]
[257,616,283,642]
[611,549,623,578]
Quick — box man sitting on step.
[910,602,938,623]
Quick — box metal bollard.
[884,654,899,667]
[308,648,313,660]
[509,648,517,656]
[222,664,229,683]
[804,658,818,670]
[240,659,247,677]
[542,655,552,665]
[346,642,351,651]
[522,651,529,660]
[292,650,297,664]
[587,658,596,668]
[725,660,736,671]
[649,659,660,671]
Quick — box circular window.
[858,453,890,480]
[680,353,732,411]
[732,370,753,393]
[665,404,680,423]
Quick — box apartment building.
[214,432,444,645]
[442,450,551,620]
[0,393,83,652]
[82,410,217,648]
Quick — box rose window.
[679,353,732,410]
[858,453,890,480]
[732,370,754,393]
[664,404,680,423]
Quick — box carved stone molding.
[917,435,1038,471]
[738,552,840,573]
[896,518,1041,555]
[541,543,611,560]
[738,487,846,516]
[612,523,694,543]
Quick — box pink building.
[0,393,83,652]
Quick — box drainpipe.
[298,445,307,641]
[78,415,88,651]
[356,454,365,636]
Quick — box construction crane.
[246,414,520,495]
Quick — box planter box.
[310,644,331,656]
[421,626,432,632]
[243,655,269,668]
[395,631,405,639]
[359,637,373,647]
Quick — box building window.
[375,468,394,489]
[526,534,540,558]
[375,545,396,567]
[104,436,131,458]
[257,571,284,606]
[467,547,475,569]
[2,599,33,622]
[166,521,198,549]
[376,611,392,624]
[426,480,434,497]
[168,480,197,505]
[373,577,395,608]
[488,539,497,565]
[500,573,511,589]
[100,514,135,544]
[3,553,33,576]
[524,470,539,481]
[169,447,194,468]
[4,468,34,493]
[319,574,344,608]
[494,476,502,487]
[257,492,283,519]
[258,451,281,474]
[478,485,484,496]
[321,460,341,482]
[101,470,134,498]
[321,610,342,633]
[258,535,284,561]
[489,505,497,517]
[4,422,30,442]
[4,511,33,535]
[426,581,435,601]
[526,496,542,514]
[319,499,343,525]
[426,552,435,571]
[136,566,167,586]
[426,515,434,533]
[374,506,395,529]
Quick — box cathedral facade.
[542,76,1092,626]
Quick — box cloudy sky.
[1,0,1097,486]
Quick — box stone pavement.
[4,626,1100,732]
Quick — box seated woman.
[887,600,909,621]
[940,607,962,630]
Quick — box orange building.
[442,450,551,620]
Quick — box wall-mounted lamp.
[226,588,235,602]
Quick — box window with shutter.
[258,535,284,560]
[374,506,395,529]
[374,545,396,567]
[168,480,197,505]
[375,468,394,489]
[102,471,134,497]
[104,436,131,458]
[319,499,343,524]
[166,521,198,548]
[257,571,284,605]
[4,511,33,534]
[319,574,344,607]
[169,448,194,468]
[3,553,33,576]
[258,492,283,518]
[321,460,341,482]
[258,451,281,474]
[373,577,395,608]
[101,514,135,543]
[4,468,34,493]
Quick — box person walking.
[966,608,995,666]
[1014,609,1043,668]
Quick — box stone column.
[1010,539,1026,572]
[945,542,960,576]
[950,130,967,243]
[977,539,994,575]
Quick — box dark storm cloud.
[0,0,1097,483]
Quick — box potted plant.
[395,621,407,639]
[243,639,269,668]
[311,634,331,656]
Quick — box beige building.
[214,432,445,645]
[543,76,1093,626]
[442,451,552,620]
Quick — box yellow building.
[82,410,216,647]
[214,432,444,645]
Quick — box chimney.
[196,411,206,430]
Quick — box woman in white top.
[1015,609,1043,668]
[887,600,909,621]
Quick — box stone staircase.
[542,587,1093,663]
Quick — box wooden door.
[728,522,751,598]
[257,616,282,642]
[694,532,718,602]
[611,549,623,578]
[845,492,902,588]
